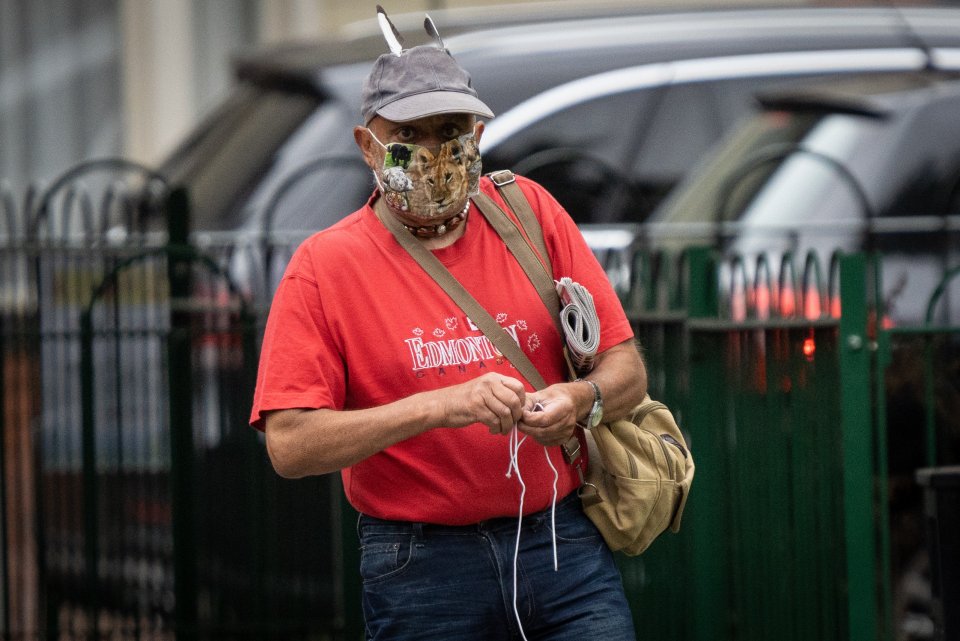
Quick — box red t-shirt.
[250,176,633,524]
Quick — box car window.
[235,99,372,235]
[482,87,665,225]
[873,95,960,219]
[649,108,885,257]
[481,73,884,226]
[651,109,821,225]
[483,83,731,225]
[742,115,883,226]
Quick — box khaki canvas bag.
[374,170,694,555]
[578,396,693,555]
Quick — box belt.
[357,490,580,538]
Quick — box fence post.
[166,187,198,641]
[684,247,728,639]
[837,253,879,641]
[0,315,8,639]
[79,292,101,640]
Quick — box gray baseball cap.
[360,44,494,124]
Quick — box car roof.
[233,5,960,97]
[230,1,738,89]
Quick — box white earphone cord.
[505,427,559,641]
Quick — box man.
[250,15,647,640]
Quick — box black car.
[160,4,960,249]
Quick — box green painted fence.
[2,176,958,640]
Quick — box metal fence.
[1,166,958,641]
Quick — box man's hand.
[438,372,527,435]
[516,382,588,446]
[517,339,647,447]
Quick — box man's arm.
[517,338,647,446]
[263,372,528,478]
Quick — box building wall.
[119,0,597,166]
[0,0,122,190]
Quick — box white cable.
[544,446,559,571]
[505,427,530,641]
[504,426,562,640]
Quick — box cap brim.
[375,91,494,123]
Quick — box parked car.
[159,4,960,255]
[642,69,960,325]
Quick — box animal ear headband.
[376,5,446,54]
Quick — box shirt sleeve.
[249,247,346,430]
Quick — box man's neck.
[418,219,467,250]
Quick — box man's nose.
[418,131,452,153]
[420,139,443,154]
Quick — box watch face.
[589,401,603,428]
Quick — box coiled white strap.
[556,277,600,374]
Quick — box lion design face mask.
[369,129,482,222]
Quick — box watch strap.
[574,378,602,428]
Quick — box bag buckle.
[576,474,602,507]
[489,170,516,187]
[562,436,581,464]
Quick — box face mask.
[368,128,482,223]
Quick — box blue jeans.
[357,492,636,641]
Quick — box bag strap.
[375,182,584,467]
[478,173,578,378]
[481,173,585,465]
[486,170,553,276]
[471,193,562,336]
[373,197,548,390]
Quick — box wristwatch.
[576,378,603,429]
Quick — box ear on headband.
[423,14,445,49]
[376,5,447,54]
[376,5,404,56]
